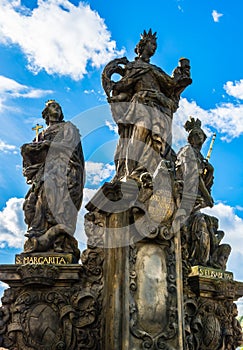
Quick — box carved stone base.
[0,261,102,350]
[184,265,243,349]
[188,265,243,299]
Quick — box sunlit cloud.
[0,0,124,80]
[105,120,118,134]
[0,139,17,153]
[85,161,115,185]
[75,187,97,247]
[84,89,106,102]
[212,10,223,22]
[0,197,25,248]
[0,75,53,112]
[174,93,243,143]
[84,89,95,95]
[224,80,243,100]
[203,202,243,282]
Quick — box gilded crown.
[45,99,56,106]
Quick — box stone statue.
[176,117,214,211]
[21,100,84,260]
[102,29,192,183]
[206,215,231,270]
[189,212,211,266]
[176,118,232,271]
[183,212,231,269]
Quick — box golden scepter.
[204,132,216,175]
[206,132,216,161]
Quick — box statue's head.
[184,117,207,147]
[135,29,157,60]
[42,100,64,125]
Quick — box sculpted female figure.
[102,29,192,183]
[21,100,84,260]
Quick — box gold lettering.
[23,257,29,264]
[43,257,49,264]
[224,273,233,280]
[59,257,67,264]
[16,256,22,264]
[38,257,43,264]
[16,254,70,265]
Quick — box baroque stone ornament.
[1,30,243,350]
[0,263,103,350]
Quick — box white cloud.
[0,188,98,250]
[174,95,243,143]
[0,139,17,153]
[0,281,8,289]
[212,10,223,22]
[83,89,106,102]
[105,120,118,134]
[0,75,53,98]
[86,161,115,185]
[0,0,124,80]
[224,80,243,100]
[0,189,97,251]
[0,75,53,111]
[0,197,26,248]
[75,187,97,247]
[84,89,95,95]
[203,203,243,252]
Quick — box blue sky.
[0,0,243,311]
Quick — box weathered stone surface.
[21,100,84,260]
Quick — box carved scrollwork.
[81,247,104,279]
[184,297,243,350]
[1,285,101,350]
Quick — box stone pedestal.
[183,266,243,350]
[0,253,103,350]
[1,184,243,350]
[84,182,185,350]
